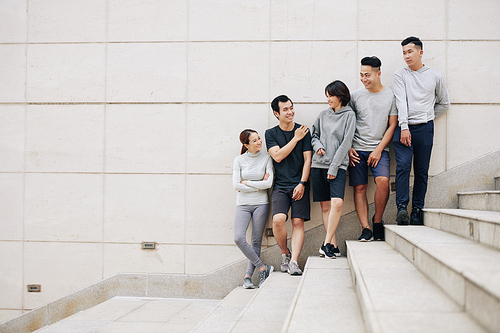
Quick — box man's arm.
[367,115,398,167]
[434,75,450,119]
[393,72,411,146]
[268,125,309,163]
[292,150,312,200]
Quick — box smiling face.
[402,43,423,70]
[360,65,381,92]
[244,132,262,154]
[274,100,294,125]
[326,93,341,111]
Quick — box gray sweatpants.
[234,204,269,277]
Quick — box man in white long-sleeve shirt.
[392,36,450,225]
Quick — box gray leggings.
[234,204,269,277]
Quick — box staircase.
[193,177,500,333]
[3,174,499,333]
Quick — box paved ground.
[33,297,219,333]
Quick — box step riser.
[424,211,500,250]
[458,193,500,212]
[496,177,500,191]
[385,227,500,333]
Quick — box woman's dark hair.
[239,129,258,154]
[325,80,350,107]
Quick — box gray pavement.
[33,297,219,333]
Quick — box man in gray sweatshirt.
[348,56,398,241]
[392,36,450,225]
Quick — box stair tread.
[192,286,257,332]
[424,208,500,224]
[230,270,301,332]
[347,240,486,333]
[283,257,365,333]
[457,190,500,195]
[385,225,500,299]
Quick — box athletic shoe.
[258,264,274,287]
[358,228,373,242]
[396,204,409,225]
[410,207,424,225]
[319,243,336,259]
[281,252,291,273]
[333,246,341,257]
[287,260,302,275]
[243,277,255,289]
[373,219,385,241]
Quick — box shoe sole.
[244,284,255,289]
[358,237,374,242]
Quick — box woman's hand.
[240,180,247,186]
[317,148,325,156]
[262,173,270,181]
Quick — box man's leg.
[373,176,390,223]
[353,184,369,229]
[325,198,343,244]
[290,218,305,263]
[411,121,434,210]
[393,126,413,224]
[272,213,289,254]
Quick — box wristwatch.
[299,181,306,185]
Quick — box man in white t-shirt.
[348,56,398,241]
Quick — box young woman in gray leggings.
[233,129,274,288]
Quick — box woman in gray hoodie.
[311,80,356,259]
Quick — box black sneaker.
[373,219,385,241]
[319,243,336,259]
[396,204,409,225]
[333,245,341,257]
[410,207,424,225]
[358,228,373,242]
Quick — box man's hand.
[294,125,309,141]
[367,149,382,167]
[400,129,411,147]
[292,183,305,200]
[349,148,360,166]
[327,174,336,180]
[317,148,325,156]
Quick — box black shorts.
[311,168,347,201]
[271,186,311,221]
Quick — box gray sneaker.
[258,264,274,287]
[243,277,255,289]
[281,253,291,272]
[287,260,302,275]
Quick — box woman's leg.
[324,198,343,245]
[245,204,269,277]
[234,205,265,277]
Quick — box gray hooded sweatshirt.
[311,105,356,177]
[393,65,449,130]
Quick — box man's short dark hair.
[361,56,381,71]
[271,95,293,113]
[325,80,350,107]
[401,36,423,50]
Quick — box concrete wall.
[1,0,499,320]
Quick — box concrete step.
[282,256,365,333]
[458,190,500,212]
[192,286,257,332]
[424,208,500,250]
[346,240,486,333]
[229,270,302,332]
[385,225,500,333]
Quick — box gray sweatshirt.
[233,151,274,206]
[393,65,450,130]
[311,105,356,177]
